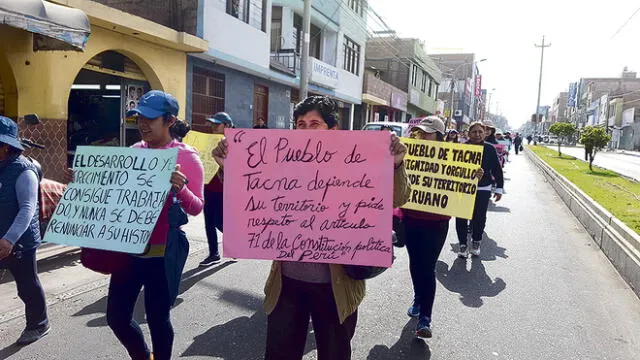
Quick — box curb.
[526,148,640,298]
[619,150,640,158]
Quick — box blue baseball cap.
[206,112,234,127]
[0,116,24,151]
[126,90,179,119]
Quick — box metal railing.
[270,49,299,75]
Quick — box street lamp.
[447,58,486,129]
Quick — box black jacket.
[478,142,505,190]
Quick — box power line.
[611,6,640,40]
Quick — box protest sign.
[223,129,394,267]
[43,146,178,254]
[183,131,224,183]
[401,139,483,219]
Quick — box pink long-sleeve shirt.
[132,139,204,257]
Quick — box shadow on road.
[436,257,506,308]
[182,288,316,360]
[488,202,511,213]
[366,320,431,360]
[0,343,23,360]
[72,260,237,327]
[0,250,81,285]
[449,233,508,261]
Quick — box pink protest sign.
[223,129,394,267]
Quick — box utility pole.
[299,0,312,99]
[535,35,551,135]
[448,77,455,129]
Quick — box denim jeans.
[456,190,492,244]
[107,256,173,360]
[9,248,48,330]
[404,218,449,319]
[204,189,223,257]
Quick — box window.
[343,36,361,75]
[411,64,418,87]
[294,15,321,58]
[227,0,265,31]
[191,67,225,133]
[421,71,428,92]
[348,0,364,17]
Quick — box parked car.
[362,122,410,137]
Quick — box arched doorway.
[67,51,152,165]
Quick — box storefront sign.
[222,129,394,267]
[44,146,178,254]
[391,92,408,112]
[309,58,340,89]
[474,75,482,97]
[401,139,483,219]
[183,131,224,183]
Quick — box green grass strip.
[528,145,640,234]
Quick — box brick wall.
[93,0,199,35]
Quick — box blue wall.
[187,57,292,129]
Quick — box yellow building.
[0,0,207,181]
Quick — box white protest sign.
[43,146,178,254]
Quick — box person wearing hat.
[200,112,234,267]
[0,116,49,345]
[445,129,459,143]
[402,116,482,338]
[82,90,205,360]
[482,120,498,144]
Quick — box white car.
[361,122,409,137]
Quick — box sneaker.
[199,254,221,267]
[470,241,481,257]
[458,244,468,258]
[415,316,432,338]
[407,302,420,318]
[16,325,50,345]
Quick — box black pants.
[456,190,492,244]
[9,248,48,331]
[204,189,223,257]
[404,218,449,319]
[107,257,173,360]
[515,144,521,154]
[265,276,357,360]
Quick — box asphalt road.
[1,152,640,359]
[547,145,640,181]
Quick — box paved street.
[547,145,640,181]
[2,153,640,360]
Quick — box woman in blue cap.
[67,91,205,360]
[0,116,50,345]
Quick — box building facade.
[431,53,483,128]
[0,0,207,181]
[365,37,441,120]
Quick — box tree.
[549,122,577,156]
[580,126,611,171]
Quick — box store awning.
[0,0,90,51]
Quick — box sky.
[367,0,640,128]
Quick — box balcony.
[270,49,299,76]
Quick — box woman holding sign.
[401,116,484,338]
[455,121,504,258]
[212,96,411,360]
[103,91,203,360]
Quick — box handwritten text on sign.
[401,139,483,219]
[223,129,394,267]
[43,146,178,254]
[183,131,224,183]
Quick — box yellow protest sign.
[183,131,224,183]
[401,138,484,219]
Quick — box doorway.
[254,84,269,127]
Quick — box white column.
[349,103,355,130]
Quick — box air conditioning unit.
[454,110,463,117]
